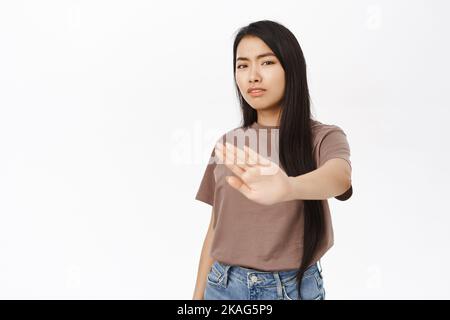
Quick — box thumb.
[226,176,240,189]
[226,176,252,198]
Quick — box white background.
[0,0,449,299]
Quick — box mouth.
[248,89,266,97]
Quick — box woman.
[192,20,353,300]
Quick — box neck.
[256,107,282,127]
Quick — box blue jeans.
[204,260,326,300]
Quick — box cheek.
[269,71,285,95]
[235,74,245,90]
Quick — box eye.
[236,61,275,69]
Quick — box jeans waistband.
[214,261,320,287]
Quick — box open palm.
[214,142,293,205]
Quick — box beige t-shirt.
[195,118,352,271]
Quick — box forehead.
[236,36,273,58]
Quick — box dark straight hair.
[232,20,325,299]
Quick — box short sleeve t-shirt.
[195,118,352,271]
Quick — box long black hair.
[232,20,325,299]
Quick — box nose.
[248,67,261,83]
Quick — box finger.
[215,142,235,166]
[225,142,256,169]
[227,162,246,179]
[226,176,252,198]
[244,145,271,166]
[224,142,248,170]
[216,142,245,178]
[242,145,260,166]
[214,142,225,163]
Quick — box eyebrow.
[236,52,276,62]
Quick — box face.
[235,36,285,111]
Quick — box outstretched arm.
[286,158,352,201]
[215,142,351,205]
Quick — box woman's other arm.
[192,208,216,300]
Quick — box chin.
[245,101,265,108]
[252,104,275,111]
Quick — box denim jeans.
[204,260,326,300]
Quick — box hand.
[214,142,294,205]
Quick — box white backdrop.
[0,0,449,299]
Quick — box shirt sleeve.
[195,146,217,206]
[317,125,353,201]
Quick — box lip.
[249,90,265,97]
[247,87,266,97]
[247,87,266,93]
